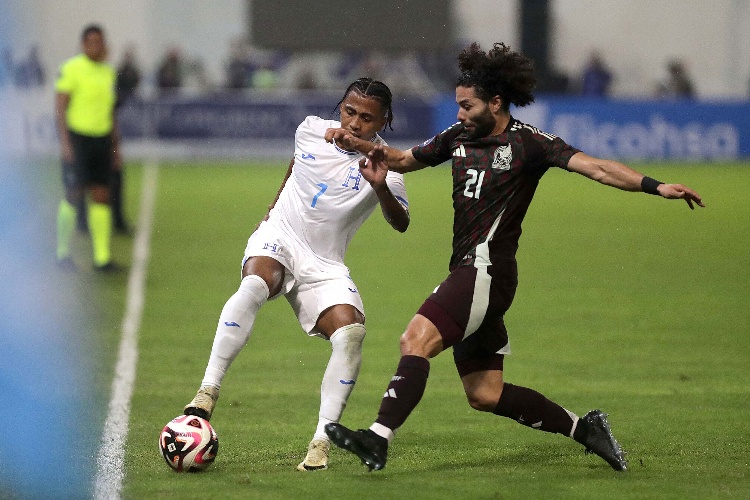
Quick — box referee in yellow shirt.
[55,24,121,272]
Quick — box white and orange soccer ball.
[159,415,219,472]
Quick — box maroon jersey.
[411,117,579,279]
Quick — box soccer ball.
[159,415,219,472]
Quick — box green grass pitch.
[86,160,748,498]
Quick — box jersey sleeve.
[518,124,580,176]
[385,170,409,210]
[410,122,463,167]
[55,59,76,94]
[542,135,579,171]
[296,115,322,143]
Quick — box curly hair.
[456,42,536,110]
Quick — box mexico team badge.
[491,145,512,171]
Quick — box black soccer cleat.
[325,423,388,471]
[94,261,123,273]
[574,409,628,471]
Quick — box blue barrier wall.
[435,95,750,161]
[119,93,434,143]
[118,93,750,160]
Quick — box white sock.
[567,409,580,439]
[369,422,395,444]
[201,274,269,388]
[313,323,366,440]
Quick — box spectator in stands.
[116,46,141,103]
[656,59,695,98]
[351,50,438,96]
[15,45,45,88]
[157,48,184,92]
[251,63,278,90]
[108,46,142,234]
[581,51,612,97]
[225,37,286,91]
[226,39,251,89]
[295,67,318,90]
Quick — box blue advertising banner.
[119,93,434,143]
[434,96,750,160]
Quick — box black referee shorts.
[62,130,112,190]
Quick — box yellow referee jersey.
[55,53,116,137]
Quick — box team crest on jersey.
[491,145,512,171]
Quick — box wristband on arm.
[641,176,664,195]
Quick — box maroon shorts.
[416,265,517,377]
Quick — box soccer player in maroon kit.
[323,42,704,472]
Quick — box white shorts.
[243,220,365,338]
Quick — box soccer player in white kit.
[184,78,410,471]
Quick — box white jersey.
[269,115,409,264]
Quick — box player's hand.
[359,145,388,189]
[325,127,356,149]
[61,139,74,164]
[657,183,705,209]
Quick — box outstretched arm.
[325,127,427,173]
[567,152,705,209]
[359,146,410,232]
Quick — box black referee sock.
[110,169,126,228]
[493,382,575,436]
[375,355,430,432]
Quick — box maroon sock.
[374,355,430,431]
[493,383,575,436]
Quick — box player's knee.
[465,387,499,412]
[399,330,418,354]
[399,325,442,358]
[90,185,110,204]
[237,274,270,305]
[330,323,366,356]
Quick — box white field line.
[93,161,159,499]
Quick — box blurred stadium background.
[1,1,749,498]
[4,0,750,160]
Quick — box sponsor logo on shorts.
[301,152,316,160]
[224,321,240,327]
[339,379,356,385]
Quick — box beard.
[464,107,496,139]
